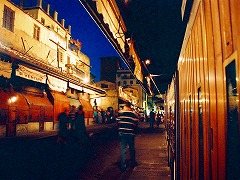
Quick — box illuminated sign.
[16,65,46,83]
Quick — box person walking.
[57,108,69,144]
[75,105,88,145]
[69,105,76,130]
[156,111,161,128]
[117,102,138,172]
[149,109,155,128]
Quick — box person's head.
[71,105,76,111]
[125,101,132,108]
[78,105,83,111]
[63,108,68,114]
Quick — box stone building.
[0,0,104,137]
[91,80,118,112]
[116,69,147,111]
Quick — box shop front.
[23,93,53,133]
[0,89,29,137]
[48,90,70,130]
[80,98,93,125]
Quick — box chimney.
[46,4,50,15]
[37,0,42,8]
[53,11,58,21]
[20,0,24,8]
[61,19,65,27]
[68,25,71,34]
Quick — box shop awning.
[0,89,28,108]
[23,94,52,107]
[68,97,81,108]
[0,61,11,78]
[80,83,106,95]
[50,91,70,103]
[69,82,83,91]
[80,98,93,111]
[47,75,68,93]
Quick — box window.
[58,51,63,62]
[123,81,127,85]
[117,81,121,86]
[33,24,40,40]
[41,18,45,25]
[130,80,133,84]
[67,56,70,64]
[3,6,15,32]
[130,75,135,79]
[101,84,108,88]
[225,60,240,179]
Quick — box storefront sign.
[47,75,67,92]
[16,65,46,83]
[69,82,83,91]
[0,61,12,78]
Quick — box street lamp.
[142,59,161,95]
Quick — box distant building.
[116,69,147,111]
[100,56,121,83]
[91,80,118,112]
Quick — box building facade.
[100,56,121,83]
[91,80,118,112]
[0,0,105,137]
[116,69,147,112]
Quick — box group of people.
[57,102,163,172]
[57,105,88,145]
[149,109,165,128]
[93,107,116,124]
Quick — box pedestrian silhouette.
[149,109,155,128]
[75,105,88,145]
[69,105,76,130]
[57,108,69,144]
[117,102,138,172]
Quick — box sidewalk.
[1,122,117,141]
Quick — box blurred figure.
[117,102,138,172]
[93,108,98,123]
[57,108,69,144]
[75,105,88,145]
[69,105,76,130]
[97,109,103,124]
[149,109,155,128]
[105,107,115,123]
[156,112,161,128]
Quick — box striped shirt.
[117,110,138,135]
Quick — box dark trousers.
[119,134,136,169]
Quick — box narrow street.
[78,123,170,180]
[0,123,170,179]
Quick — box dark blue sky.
[44,0,121,81]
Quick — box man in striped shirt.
[117,102,138,172]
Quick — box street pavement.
[0,122,170,179]
[78,122,171,180]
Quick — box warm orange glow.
[145,59,151,65]
[8,96,17,104]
